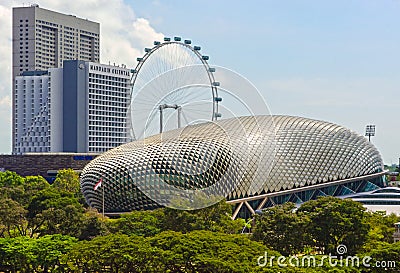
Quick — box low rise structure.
[0,153,97,182]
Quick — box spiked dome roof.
[80,115,383,212]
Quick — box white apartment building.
[85,62,132,153]
[12,4,100,152]
[14,71,52,153]
[12,4,99,76]
[14,61,131,154]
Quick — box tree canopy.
[0,170,399,273]
[297,196,370,254]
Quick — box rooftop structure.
[80,115,386,218]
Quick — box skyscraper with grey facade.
[12,4,100,153]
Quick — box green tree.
[0,170,24,187]
[31,234,78,272]
[0,236,36,273]
[149,230,282,273]
[52,169,80,193]
[0,171,26,208]
[9,176,50,209]
[364,242,400,273]
[0,198,27,237]
[23,176,50,201]
[27,187,85,237]
[107,209,164,237]
[52,169,85,205]
[163,199,244,234]
[64,233,157,273]
[363,211,399,251]
[297,196,369,254]
[79,208,109,240]
[0,235,77,273]
[0,173,49,238]
[252,202,309,255]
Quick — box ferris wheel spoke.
[133,98,161,105]
[181,90,211,102]
[181,110,191,125]
[130,39,219,139]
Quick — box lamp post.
[365,125,376,142]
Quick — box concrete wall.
[0,153,97,181]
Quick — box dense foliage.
[0,170,399,272]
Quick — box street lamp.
[365,124,376,142]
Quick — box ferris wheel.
[130,37,222,140]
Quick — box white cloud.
[8,0,164,66]
[0,0,164,153]
[0,4,11,96]
[0,96,11,107]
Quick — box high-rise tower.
[12,4,100,153]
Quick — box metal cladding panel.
[80,115,383,212]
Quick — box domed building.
[80,115,386,218]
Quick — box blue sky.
[0,0,399,164]
[126,0,400,164]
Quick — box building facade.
[12,4,99,76]
[0,153,97,183]
[80,115,386,217]
[63,61,131,153]
[14,71,51,153]
[343,187,400,215]
[12,4,100,152]
[14,60,131,154]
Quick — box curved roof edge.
[227,170,387,204]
